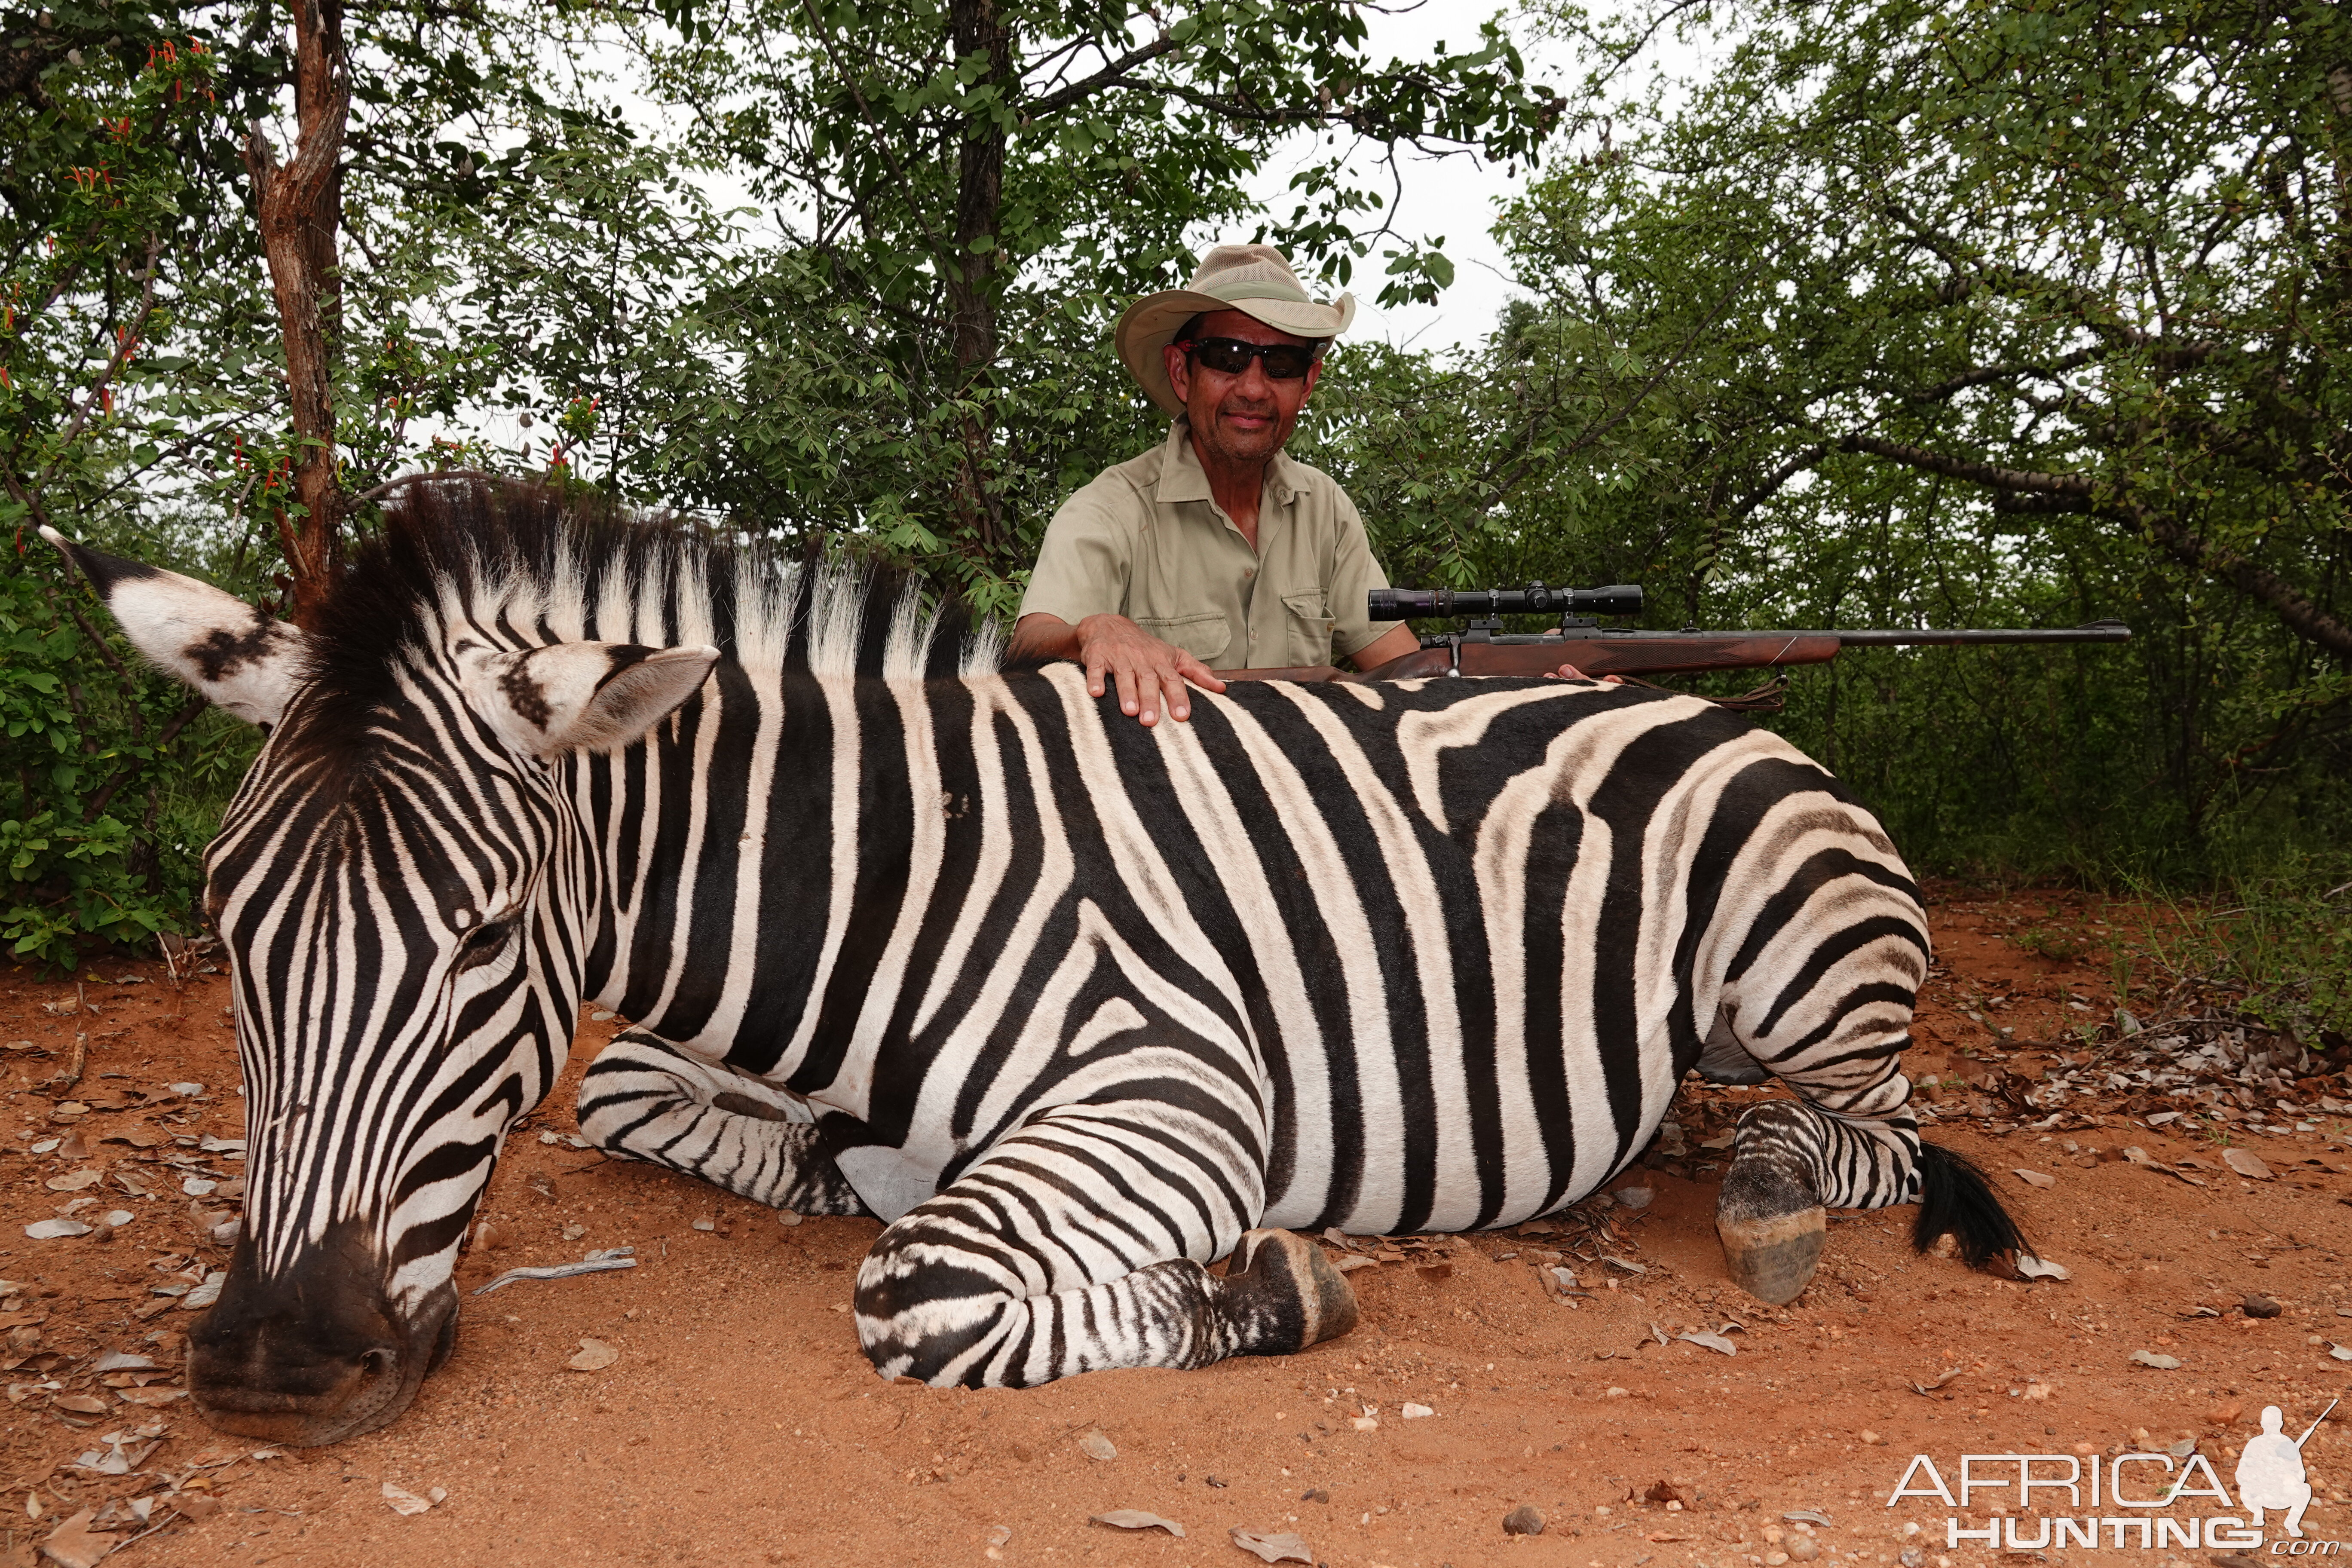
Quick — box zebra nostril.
[357,1347,396,1380]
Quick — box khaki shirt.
[1019,420,1399,669]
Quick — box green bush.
[0,559,257,971]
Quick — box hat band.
[1201,281,1319,305]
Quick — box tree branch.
[1023,32,1182,119]
[1843,435,2352,662]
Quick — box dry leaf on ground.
[1077,1431,1116,1461]
[383,1482,440,1516]
[2015,1255,2071,1281]
[2130,1350,2183,1369]
[2223,1148,2273,1180]
[2012,1169,2056,1189]
[38,1507,114,1568]
[1088,1510,1183,1537]
[1230,1527,1314,1562]
[566,1338,619,1372]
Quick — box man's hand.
[1544,663,1624,684]
[1077,613,1225,724]
[1007,611,1226,725]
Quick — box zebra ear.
[40,525,310,728]
[459,641,719,758]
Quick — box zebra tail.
[1911,1143,2029,1266]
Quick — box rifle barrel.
[1835,621,2131,646]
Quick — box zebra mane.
[294,474,1002,756]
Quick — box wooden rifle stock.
[1215,621,2128,685]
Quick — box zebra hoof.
[1717,1204,1826,1305]
[1225,1228,1360,1351]
[1716,1160,1826,1305]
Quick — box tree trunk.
[945,0,1012,559]
[243,0,349,630]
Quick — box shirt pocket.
[1133,611,1231,664]
[1280,589,1336,648]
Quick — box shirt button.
[1243,568,1256,579]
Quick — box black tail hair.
[1913,1142,2029,1266]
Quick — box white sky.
[1240,6,1571,354]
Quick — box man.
[2236,1404,2318,1537]
[1008,244,1422,726]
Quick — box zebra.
[43,476,2022,1447]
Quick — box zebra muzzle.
[187,1221,460,1448]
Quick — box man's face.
[1163,308,1323,472]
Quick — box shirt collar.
[1158,418,1302,508]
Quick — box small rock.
[1078,1430,1116,1462]
[1400,1403,1434,1419]
[2130,1349,2182,1369]
[539,1131,559,1145]
[2011,1168,2055,1189]
[777,1210,802,1227]
[1299,1489,1329,1504]
[2244,1294,2283,1319]
[1502,1504,1546,1536]
[1860,1429,1884,1444]
[1900,1549,1925,1568]
[2208,1400,2245,1425]
[561,1224,586,1241]
[1788,1537,1822,1561]
[2330,1344,2352,1363]
[690,1216,715,1232]
[1612,1185,1655,1210]
[180,1176,217,1197]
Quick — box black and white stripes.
[50,478,2021,1443]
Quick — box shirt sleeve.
[1326,492,1400,660]
[1018,478,1136,627]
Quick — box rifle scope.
[1369,584,1645,619]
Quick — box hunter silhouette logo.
[2238,1400,2334,1540]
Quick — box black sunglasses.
[1177,336,1320,380]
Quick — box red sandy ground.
[0,883,2347,1568]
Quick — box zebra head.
[43,498,717,1446]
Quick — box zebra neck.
[589,671,931,1102]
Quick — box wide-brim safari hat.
[1115,243,1356,417]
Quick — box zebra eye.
[453,918,520,974]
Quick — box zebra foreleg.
[574,1031,870,1216]
[851,1107,1357,1387]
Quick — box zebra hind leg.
[574,1031,870,1217]
[855,1105,1357,1387]
[1716,1100,2027,1303]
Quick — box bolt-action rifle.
[1216,584,2130,686]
